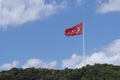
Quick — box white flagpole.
[83,22,85,66]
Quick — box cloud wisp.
[22,58,57,69]
[97,0,120,14]
[0,59,57,71]
[0,61,19,70]
[0,0,66,28]
[62,54,83,69]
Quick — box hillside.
[0,64,120,80]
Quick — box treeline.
[0,64,120,80]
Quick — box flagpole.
[83,22,85,66]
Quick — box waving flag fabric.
[65,22,83,36]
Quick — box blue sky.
[0,0,120,70]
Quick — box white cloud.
[0,61,19,70]
[0,0,67,28]
[0,58,57,70]
[97,0,120,14]
[62,39,120,69]
[0,59,57,71]
[0,39,120,70]
[62,54,83,69]
[22,58,57,69]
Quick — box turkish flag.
[65,22,83,36]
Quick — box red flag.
[65,22,83,36]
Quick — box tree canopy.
[0,64,120,80]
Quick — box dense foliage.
[0,64,120,80]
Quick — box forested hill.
[0,64,120,80]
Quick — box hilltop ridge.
[0,64,120,80]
